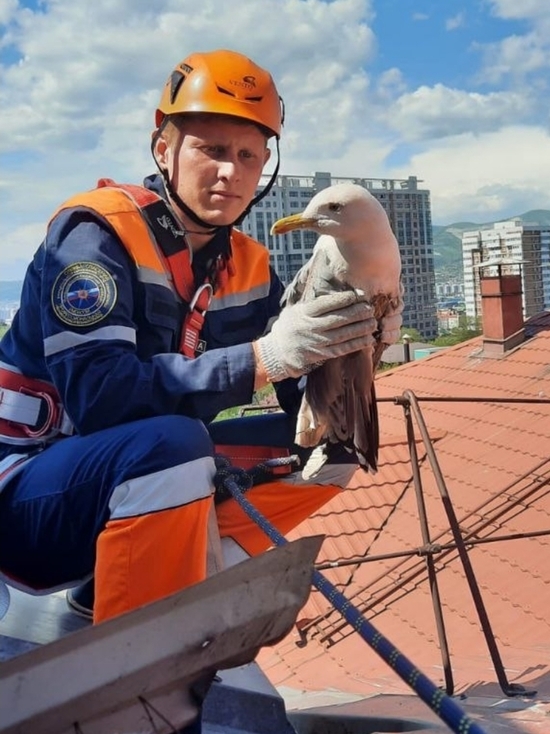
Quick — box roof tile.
[258,316,550,726]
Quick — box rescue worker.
[0,49,402,632]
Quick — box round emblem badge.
[51,262,117,327]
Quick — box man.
[0,50,400,629]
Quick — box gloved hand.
[256,291,377,383]
[380,298,404,345]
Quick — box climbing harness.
[0,364,73,444]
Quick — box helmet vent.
[216,86,237,98]
[216,86,264,104]
[169,70,186,104]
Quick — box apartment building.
[462,220,550,321]
[240,171,438,339]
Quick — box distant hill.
[433,209,550,274]
[432,224,476,270]
[517,209,550,226]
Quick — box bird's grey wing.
[299,349,379,473]
[280,255,314,307]
[282,245,344,307]
[328,349,378,472]
[341,349,378,473]
[295,287,399,472]
[315,290,402,473]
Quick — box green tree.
[398,327,425,343]
[433,315,481,346]
[213,383,278,421]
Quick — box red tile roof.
[258,315,550,731]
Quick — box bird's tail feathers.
[354,381,379,473]
[327,352,379,473]
[294,352,380,473]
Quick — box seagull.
[270,183,403,473]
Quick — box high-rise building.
[240,171,438,339]
[462,220,550,321]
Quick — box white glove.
[380,296,404,345]
[256,291,377,383]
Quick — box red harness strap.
[96,178,218,358]
[215,444,292,476]
[0,367,70,441]
[181,284,212,357]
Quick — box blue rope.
[219,466,487,734]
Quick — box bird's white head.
[270,183,389,242]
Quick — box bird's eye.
[328,202,342,212]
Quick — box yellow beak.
[270,214,318,235]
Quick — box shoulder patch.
[51,262,117,327]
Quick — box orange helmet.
[156,49,284,138]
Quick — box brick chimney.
[480,265,525,355]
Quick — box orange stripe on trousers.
[94,496,212,623]
[216,481,340,556]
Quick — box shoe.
[66,578,94,620]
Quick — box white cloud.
[375,67,407,101]
[0,0,376,155]
[476,2,550,84]
[488,0,550,20]
[0,0,376,165]
[2,222,47,280]
[475,32,550,84]
[389,126,550,223]
[0,0,17,26]
[0,0,378,271]
[1,0,550,279]
[386,84,530,141]
[446,12,465,31]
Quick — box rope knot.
[213,453,300,504]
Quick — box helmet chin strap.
[150,125,281,231]
[233,137,280,226]
[150,124,217,233]
[163,175,219,232]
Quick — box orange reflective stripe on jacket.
[52,183,182,295]
[211,230,271,308]
[52,181,273,337]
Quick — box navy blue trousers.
[0,412,299,591]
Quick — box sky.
[1,0,549,279]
